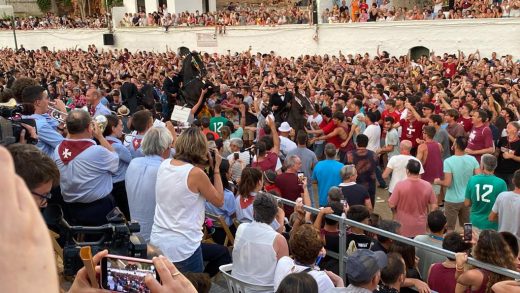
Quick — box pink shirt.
[388,177,437,237]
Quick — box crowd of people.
[120,1,312,28]
[322,0,520,23]
[0,13,108,30]
[2,0,519,31]
[0,42,520,293]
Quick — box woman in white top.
[274,224,344,292]
[235,167,285,232]
[232,192,289,286]
[150,127,224,273]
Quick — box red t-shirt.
[457,116,473,133]
[381,110,400,124]
[252,151,278,172]
[443,62,457,78]
[400,118,424,148]
[202,128,220,140]
[320,119,339,147]
[467,124,493,163]
[274,172,304,216]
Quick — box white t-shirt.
[280,136,297,155]
[363,124,381,153]
[308,114,324,145]
[386,154,424,193]
[274,256,334,292]
[492,191,520,241]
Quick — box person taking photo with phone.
[150,127,224,273]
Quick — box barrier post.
[338,217,347,283]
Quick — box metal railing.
[275,196,520,283]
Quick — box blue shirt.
[312,159,343,206]
[126,134,145,158]
[100,97,109,106]
[125,155,163,242]
[205,189,236,226]
[94,102,112,116]
[54,138,119,203]
[106,136,132,183]
[25,113,64,157]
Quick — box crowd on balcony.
[1,0,518,31]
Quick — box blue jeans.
[174,245,203,273]
[375,166,386,187]
[314,143,324,160]
[307,182,316,208]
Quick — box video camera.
[45,205,147,276]
[0,99,37,145]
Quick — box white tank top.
[232,221,278,286]
[150,159,205,262]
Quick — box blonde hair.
[173,127,208,166]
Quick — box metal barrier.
[275,196,520,283]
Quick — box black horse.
[177,47,214,117]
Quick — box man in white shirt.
[226,138,252,182]
[278,122,297,157]
[382,140,424,194]
[363,112,381,153]
[489,170,520,242]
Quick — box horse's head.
[177,46,190,58]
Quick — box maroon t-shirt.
[457,116,473,133]
[252,151,278,172]
[443,62,456,78]
[400,118,424,149]
[274,172,304,216]
[467,124,494,163]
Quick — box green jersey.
[465,174,507,230]
[209,116,229,135]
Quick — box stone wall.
[5,0,42,16]
[0,19,518,58]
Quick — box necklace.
[429,234,444,241]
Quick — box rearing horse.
[177,47,214,116]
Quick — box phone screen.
[463,223,472,241]
[101,255,159,292]
[297,172,304,183]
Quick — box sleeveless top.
[422,141,443,183]
[470,269,490,293]
[427,263,457,293]
[339,125,355,153]
[150,160,205,262]
[232,221,279,286]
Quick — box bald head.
[400,140,412,154]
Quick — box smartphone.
[234,152,239,160]
[101,254,159,292]
[463,223,473,241]
[297,172,305,183]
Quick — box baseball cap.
[346,250,388,284]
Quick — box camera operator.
[54,110,119,226]
[7,144,60,209]
[20,85,66,157]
